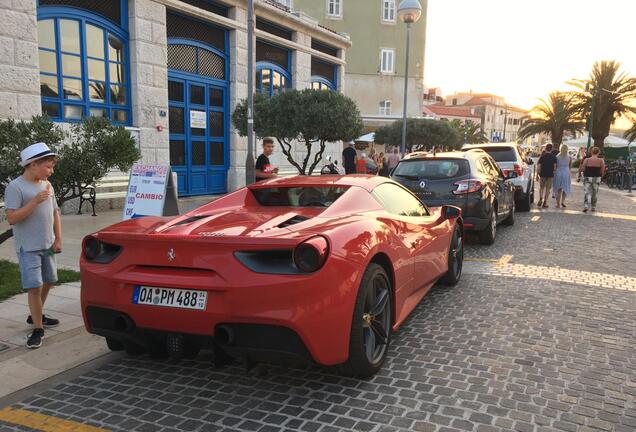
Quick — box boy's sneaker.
[26,328,44,349]
[26,314,59,328]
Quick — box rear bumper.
[80,255,363,366]
[85,306,313,364]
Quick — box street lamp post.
[245,0,256,185]
[397,0,422,156]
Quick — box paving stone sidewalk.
[0,183,634,432]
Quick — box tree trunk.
[0,228,13,245]
[593,136,605,151]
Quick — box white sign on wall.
[123,164,179,220]
[190,110,207,129]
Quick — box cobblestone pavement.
[1,183,635,432]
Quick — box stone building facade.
[0,0,350,195]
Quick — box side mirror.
[505,171,519,180]
[441,205,461,219]
[527,158,534,165]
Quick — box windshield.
[393,159,470,180]
[479,147,518,162]
[251,186,349,207]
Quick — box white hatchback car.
[461,143,535,211]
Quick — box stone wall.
[128,0,169,165]
[0,0,41,120]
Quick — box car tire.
[517,183,532,212]
[502,201,515,226]
[341,263,392,377]
[439,225,463,286]
[106,337,124,351]
[123,341,146,356]
[478,208,497,245]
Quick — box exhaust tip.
[215,325,234,345]
[113,315,135,333]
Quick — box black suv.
[390,150,517,244]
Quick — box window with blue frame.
[311,58,337,91]
[37,3,131,125]
[256,40,291,96]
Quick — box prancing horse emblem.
[167,248,176,261]
[419,180,426,188]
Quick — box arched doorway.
[167,20,229,196]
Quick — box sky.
[424,0,636,126]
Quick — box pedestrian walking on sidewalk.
[4,143,62,349]
[387,147,400,173]
[578,146,605,212]
[342,142,357,174]
[536,143,557,208]
[553,144,572,208]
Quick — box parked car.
[390,150,516,245]
[461,143,535,211]
[80,175,464,377]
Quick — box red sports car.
[80,175,463,376]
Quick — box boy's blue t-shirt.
[4,176,59,253]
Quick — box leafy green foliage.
[569,61,636,149]
[373,118,462,152]
[518,92,584,145]
[51,117,140,204]
[232,89,363,174]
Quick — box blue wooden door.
[168,76,227,196]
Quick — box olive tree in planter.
[232,89,364,175]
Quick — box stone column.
[0,0,41,120]
[128,0,169,164]
[227,5,248,192]
[292,32,311,91]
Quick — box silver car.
[461,143,535,211]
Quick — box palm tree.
[448,119,488,144]
[624,123,636,143]
[463,120,488,144]
[518,92,584,145]
[570,60,636,150]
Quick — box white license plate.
[132,286,207,310]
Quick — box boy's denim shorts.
[17,248,58,289]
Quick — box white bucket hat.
[20,142,57,167]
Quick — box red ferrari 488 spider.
[80,175,463,376]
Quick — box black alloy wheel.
[479,207,497,245]
[440,225,463,286]
[342,263,392,377]
[502,200,515,226]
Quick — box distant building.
[423,87,443,106]
[279,0,427,128]
[444,92,528,142]
[422,104,481,125]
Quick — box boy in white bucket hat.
[5,142,62,349]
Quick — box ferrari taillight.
[513,163,523,176]
[82,235,122,264]
[293,236,329,273]
[453,179,484,195]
